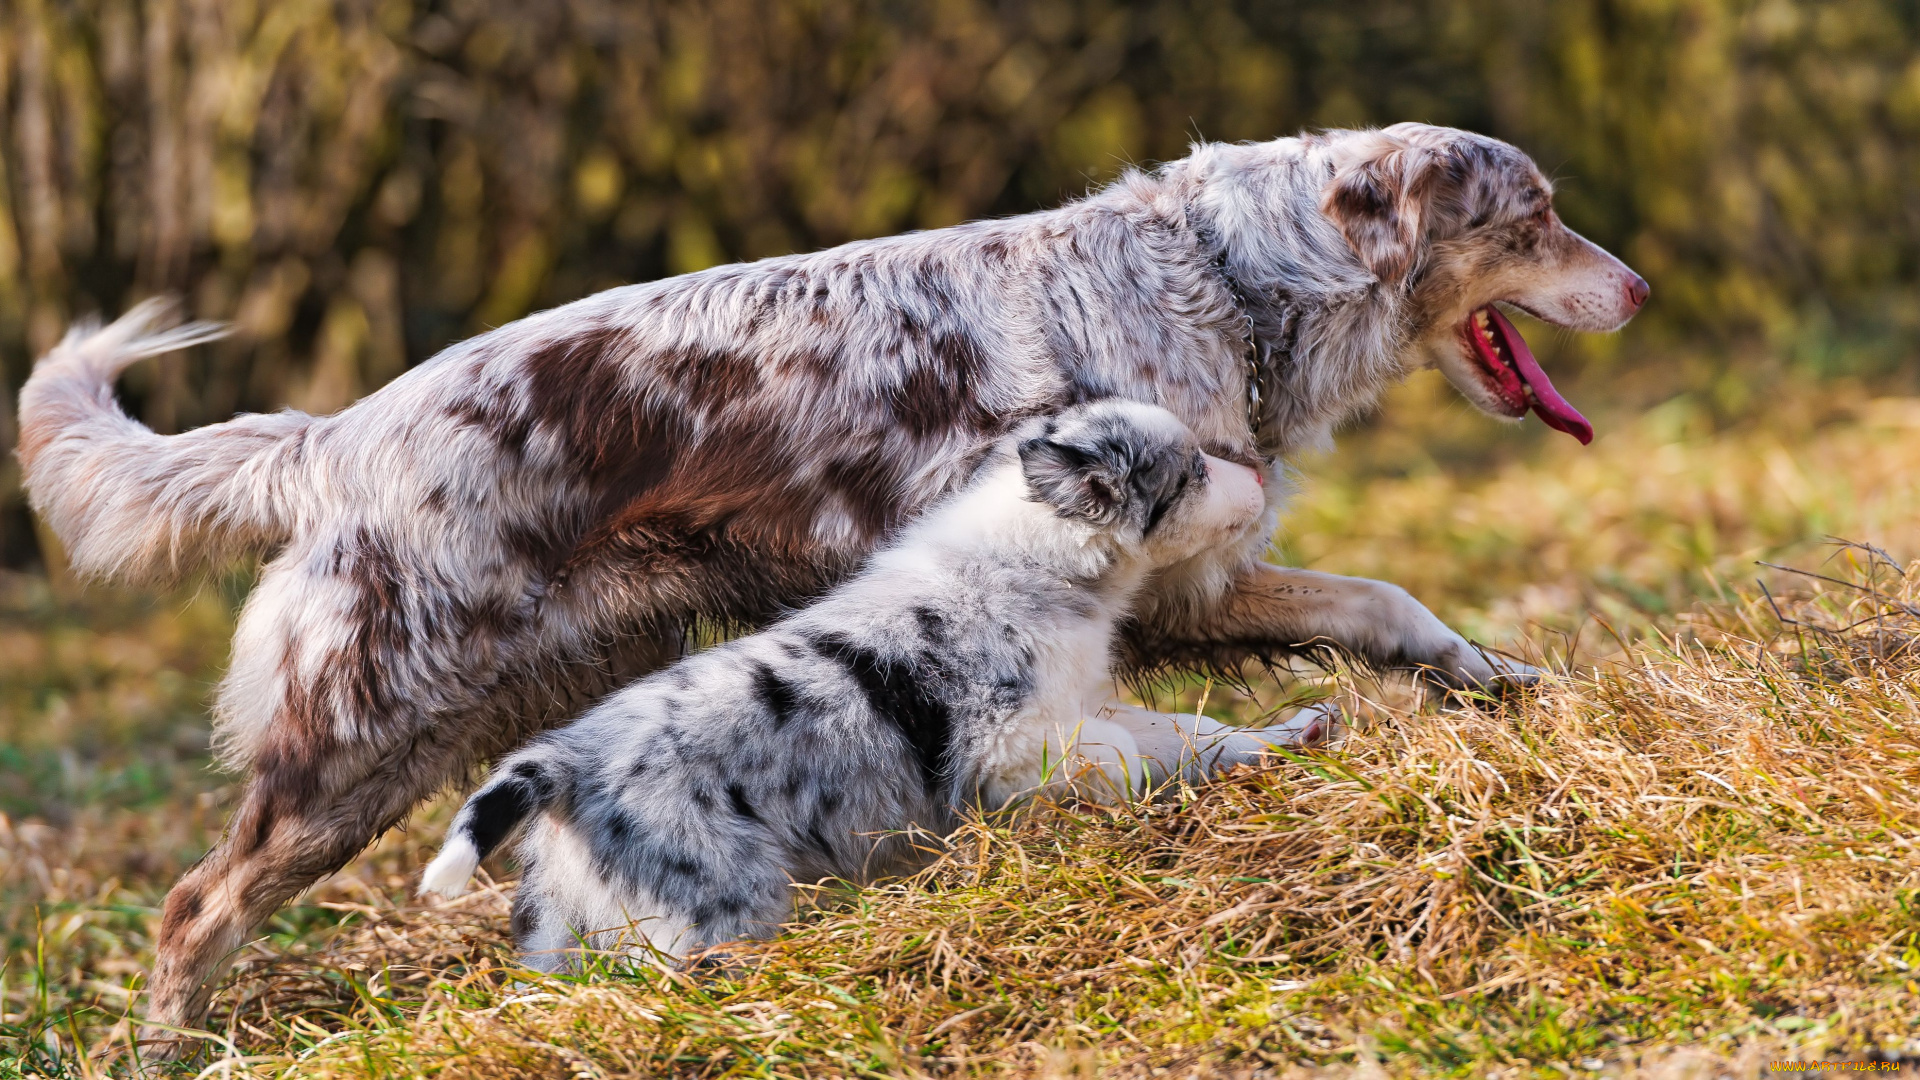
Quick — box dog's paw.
[686,947,749,974]
[1261,699,1341,748]
[1415,641,1542,703]
[1483,658,1543,696]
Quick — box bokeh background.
[2,0,1920,568]
[9,2,1920,1070]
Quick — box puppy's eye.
[1144,457,1199,534]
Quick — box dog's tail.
[17,298,318,584]
[420,761,555,898]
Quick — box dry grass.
[7,380,1920,1077]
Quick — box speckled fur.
[13,123,1644,1039]
[420,401,1287,967]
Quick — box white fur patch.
[418,832,480,897]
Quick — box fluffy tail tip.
[419,832,481,898]
[42,296,231,377]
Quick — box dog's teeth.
[1474,311,1500,351]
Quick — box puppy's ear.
[1322,132,1447,286]
[1020,435,1124,525]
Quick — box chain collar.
[1189,214,1271,442]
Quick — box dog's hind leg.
[137,721,467,1056]
[139,593,681,1056]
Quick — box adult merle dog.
[17,122,1646,1039]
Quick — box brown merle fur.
[13,123,1646,1052]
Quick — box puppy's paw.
[685,946,749,975]
[1265,699,1340,748]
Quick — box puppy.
[419,400,1302,965]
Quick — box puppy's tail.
[16,298,317,584]
[421,762,554,898]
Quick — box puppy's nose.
[1624,274,1650,311]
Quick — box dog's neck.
[1186,214,1270,444]
[1166,140,1417,455]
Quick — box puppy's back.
[475,617,967,960]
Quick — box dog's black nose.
[1624,274,1650,310]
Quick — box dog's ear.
[1321,132,1448,286]
[1020,435,1125,525]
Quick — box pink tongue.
[1486,306,1593,445]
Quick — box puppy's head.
[1017,401,1264,565]
[1318,123,1649,445]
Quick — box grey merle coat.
[420,401,1289,965]
[14,122,1646,1038]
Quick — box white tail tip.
[44,297,231,376]
[419,833,480,898]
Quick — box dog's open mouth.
[1464,305,1593,445]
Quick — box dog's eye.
[1145,474,1190,533]
[1143,457,1198,534]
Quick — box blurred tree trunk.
[2,0,1918,570]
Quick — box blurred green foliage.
[1,0,1919,569]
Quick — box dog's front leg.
[1094,703,1334,789]
[1004,705,1326,804]
[1134,563,1534,693]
